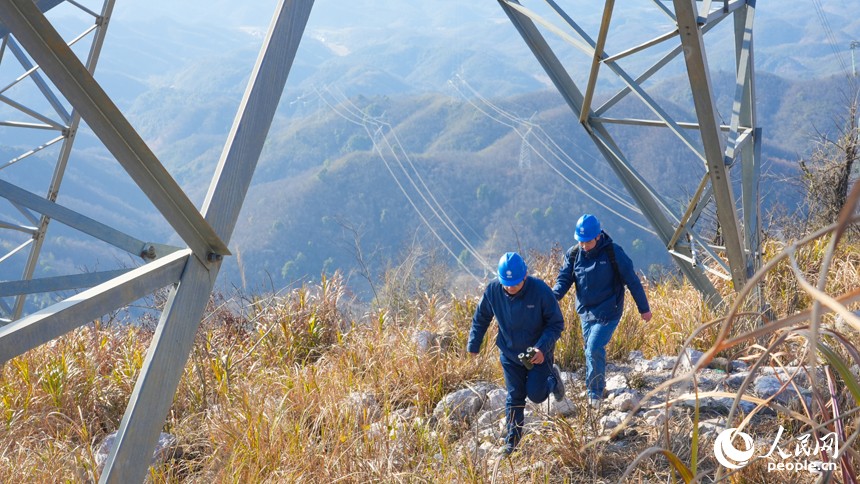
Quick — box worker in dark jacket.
[468,252,565,456]
[553,214,651,409]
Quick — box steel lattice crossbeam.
[0,0,314,481]
[498,0,761,304]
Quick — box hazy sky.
[105,0,859,80]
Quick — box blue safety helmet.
[574,214,601,242]
[497,252,527,286]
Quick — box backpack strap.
[605,243,622,287]
[568,242,622,288]
[566,245,579,291]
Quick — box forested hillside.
[3,73,855,303]
[2,0,858,308]
[213,73,855,297]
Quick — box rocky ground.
[428,348,853,472]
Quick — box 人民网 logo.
[713,426,838,474]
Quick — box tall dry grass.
[1,188,859,482]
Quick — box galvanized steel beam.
[13,0,116,319]
[0,0,314,479]
[0,0,63,37]
[733,3,761,278]
[0,0,229,261]
[0,178,159,257]
[673,0,748,290]
[0,249,189,365]
[100,1,315,481]
[0,269,130,297]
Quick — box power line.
[450,75,639,210]
[329,86,491,270]
[811,0,852,80]
[313,87,490,282]
[449,75,655,235]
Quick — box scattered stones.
[678,349,704,372]
[725,371,752,390]
[406,350,821,457]
[753,375,788,402]
[644,409,668,427]
[695,418,727,438]
[834,309,860,335]
[599,410,628,431]
[634,355,677,372]
[605,374,628,392]
[485,388,506,413]
[413,330,438,353]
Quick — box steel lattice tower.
[0,0,759,480]
[498,0,761,305]
[0,0,314,481]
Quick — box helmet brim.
[574,233,597,242]
[499,275,525,287]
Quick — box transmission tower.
[852,40,859,77]
[497,0,762,305]
[0,0,314,481]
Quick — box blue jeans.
[581,318,620,400]
[499,352,557,449]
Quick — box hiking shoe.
[588,397,602,409]
[551,364,565,401]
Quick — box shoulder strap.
[605,243,622,286]
[568,244,622,288]
[566,245,579,291]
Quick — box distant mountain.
[2,1,858,310]
[219,69,857,296]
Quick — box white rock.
[612,392,640,412]
[835,310,860,334]
[95,432,177,473]
[605,374,628,391]
[413,330,438,353]
[476,409,501,429]
[753,375,784,399]
[645,409,667,427]
[485,388,507,412]
[599,411,627,431]
[678,349,704,372]
[547,397,577,417]
[433,389,483,424]
[628,350,645,362]
[725,371,752,390]
[695,418,727,438]
[635,355,677,372]
[345,391,380,422]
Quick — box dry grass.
[2,191,860,482]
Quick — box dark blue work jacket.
[552,231,650,323]
[467,276,564,363]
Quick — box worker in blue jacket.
[468,252,565,456]
[553,214,651,409]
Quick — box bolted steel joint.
[140,245,156,260]
[207,253,223,263]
